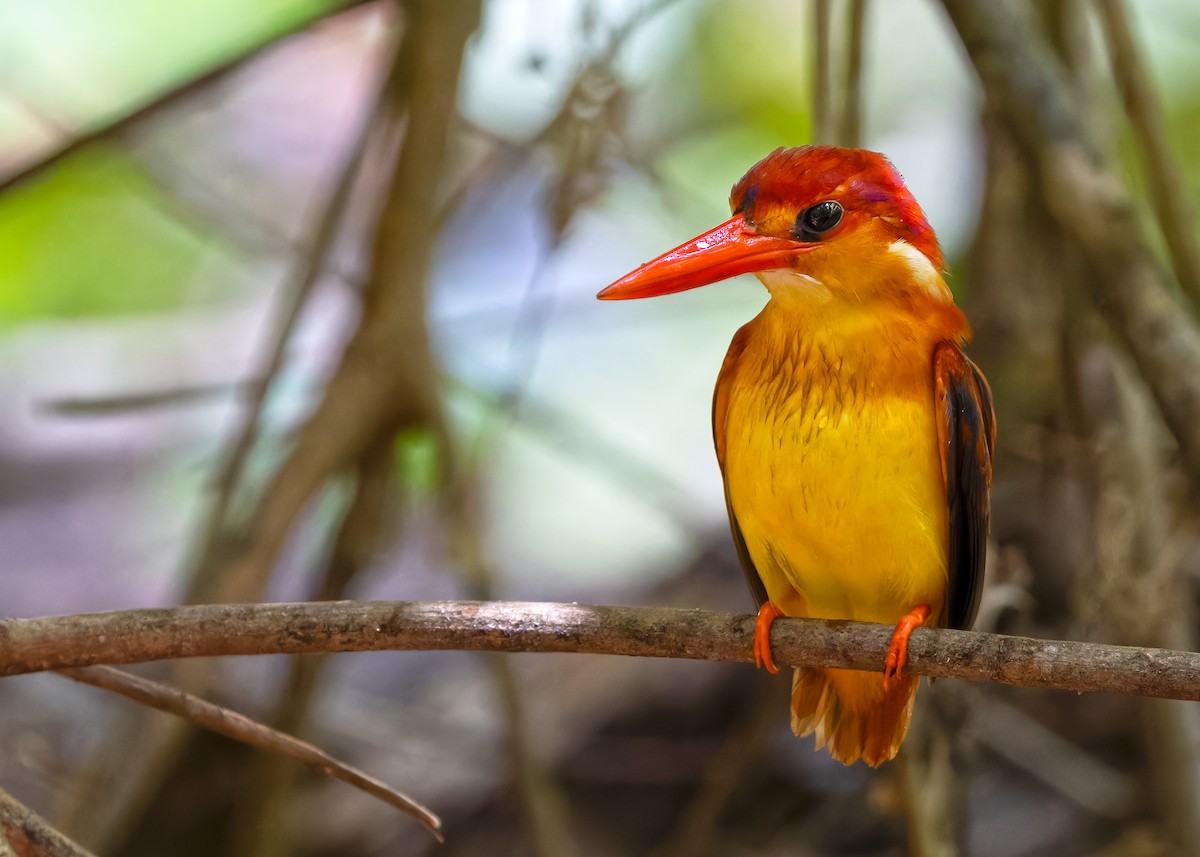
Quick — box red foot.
[754,601,784,674]
[883,604,931,691]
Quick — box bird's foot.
[754,601,784,674]
[882,604,931,691]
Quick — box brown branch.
[0,789,96,857]
[1096,0,1200,314]
[209,0,481,605]
[812,0,835,144]
[184,28,399,597]
[938,0,1200,481]
[231,437,398,857]
[968,693,1137,817]
[443,503,583,857]
[41,381,245,415]
[0,601,1196,700]
[56,665,441,841]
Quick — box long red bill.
[597,215,814,300]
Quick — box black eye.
[793,200,843,240]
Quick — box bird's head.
[598,146,950,308]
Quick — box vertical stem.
[444,483,583,857]
[215,0,477,604]
[840,0,867,147]
[812,0,835,144]
[185,19,398,602]
[651,675,783,857]
[231,438,397,857]
[1096,0,1200,314]
[491,655,582,857]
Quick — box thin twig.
[968,694,1136,818]
[56,665,442,841]
[0,789,97,857]
[489,653,581,857]
[444,488,583,857]
[184,30,398,596]
[0,0,371,193]
[896,686,964,857]
[0,600,1196,700]
[210,0,481,605]
[1096,0,1200,314]
[651,674,783,857]
[40,381,245,415]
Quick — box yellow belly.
[723,315,949,626]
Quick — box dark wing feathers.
[934,343,995,631]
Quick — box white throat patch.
[887,239,950,300]
[755,268,832,302]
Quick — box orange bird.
[598,146,994,766]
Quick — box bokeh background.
[2,1,1199,855]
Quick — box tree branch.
[183,28,398,597]
[1096,0,1200,315]
[839,0,868,148]
[207,0,481,605]
[57,666,441,841]
[812,0,835,145]
[938,0,1200,481]
[0,601,1195,701]
[0,789,96,857]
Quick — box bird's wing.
[933,343,996,631]
[713,322,769,607]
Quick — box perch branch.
[57,666,441,840]
[0,601,1195,701]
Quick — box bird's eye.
[793,201,843,239]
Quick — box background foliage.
[2,1,1199,855]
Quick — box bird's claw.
[882,604,931,692]
[754,601,784,674]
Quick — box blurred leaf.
[691,0,812,142]
[0,143,243,323]
[0,0,352,137]
[395,426,441,498]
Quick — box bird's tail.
[790,667,918,766]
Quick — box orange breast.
[720,298,950,625]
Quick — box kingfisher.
[598,146,994,766]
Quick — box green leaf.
[0,144,243,322]
[395,427,442,498]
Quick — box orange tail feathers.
[790,667,918,767]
